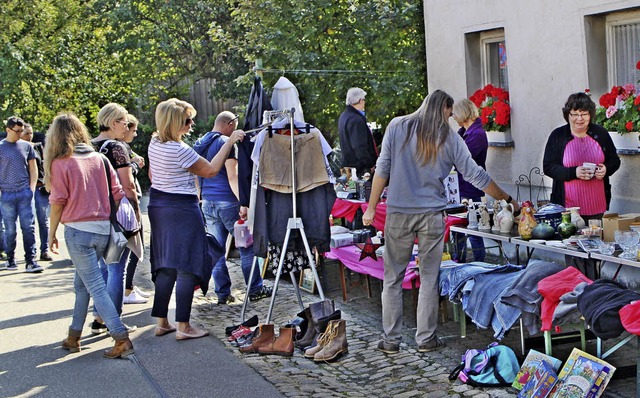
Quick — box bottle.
[234,219,253,248]
[557,212,577,239]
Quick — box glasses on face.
[116,120,129,127]
[228,115,239,125]
[569,112,590,120]
[185,118,194,126]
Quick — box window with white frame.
[480,30,509,90]
[607,12,640,88]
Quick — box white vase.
[486,130,513,144]
[609,131,639,151]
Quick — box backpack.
[448,342,520,387]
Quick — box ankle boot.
[304,309,341,352]
[61,328,82,353]
[304,326,331,359]
[290,308,309,341]
[314,319,348,362]
[295,299,335,349]
[239,324,275,353]
[104,337,134,359]
[258,326,294,356]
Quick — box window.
[480,30,509,90]
[607,12,640,88]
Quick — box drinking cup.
[582,162,596,179]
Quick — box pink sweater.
[49,153,124,223]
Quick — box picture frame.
[299,268,316,294]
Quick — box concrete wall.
[423,0,640,212]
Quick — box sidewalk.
[0,211,636,397]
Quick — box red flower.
[626,121,634,132]
[634,96,640,107]
[493,101,511,126]
[636,60,640,70]
[599,92,617,108]
[480,106,492,125]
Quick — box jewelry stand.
[240,108,325,323]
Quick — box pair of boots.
[294,299,335,349]
[304,319,348,362]
[62,328,134,359]
[238,324,294,357]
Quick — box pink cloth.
[360,202,387,231]
[324,244,419,289]
[331,198,365,222]
[562,135,606,215]
[620,301,640,335]
[538,266,592,331]
[49,153,124,224]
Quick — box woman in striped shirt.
[147,98,244,340]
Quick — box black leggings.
[151,268,196,323]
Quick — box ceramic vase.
[566,207,585,230]
[557,212,577,239]
[497,200,515,233]
[518,203,537,240]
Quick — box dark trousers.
[151,268,196,323]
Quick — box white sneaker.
[123,290,148,304]
[133,285,151,298]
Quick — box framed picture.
[299,268,316,294]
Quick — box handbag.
[448,342,520,387]
[102,157,128,263]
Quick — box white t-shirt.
[148,137,200,195]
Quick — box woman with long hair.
[46,113,133,358]
[362,90,517,354]
[148,98,244,339]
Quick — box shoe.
[61,329,82,353]
[227,325,252,342]
[313,319,349,362]
[217,295,236,305]
[40,252,53,261]
[133,286,151,298]
[418,336,446,353]
[106,323,137,336]
[258,326,294,356]
[225,315,259,336]
[378,340,400,354]
[5,260,17,271]
[91,320,108,334]
[104,337,134,359]
[230,330,256,347]
[123,290,148,304]
[155,325,177,336]
[176,327,209,340]
[25,262,44,273]
[0,263,6,271]
[249,286,273,302]
[239,324,275,353]
[0,251,6,260]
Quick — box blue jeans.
[0,206,4,252]
[201,200,262,298]
[96,248,130,316]
[33,187,50,253]
[64,226,127,340]
[0,188,36,262]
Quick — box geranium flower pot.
[486,129,512,144]
[609,131,639,151]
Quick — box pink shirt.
[563,135,606,215]
[49,152,124,223]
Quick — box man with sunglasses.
[0,116,42,273]
[194,111,271,304]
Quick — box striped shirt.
[563,134,606,215]
[148,137,200,195]
[0,139,36,192]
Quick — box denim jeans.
[97,248,130,316]
[0,206,4,252]
[33,187,50,253]
[201,200,262,298]
[0,188,36,262]
[64,226,127,340]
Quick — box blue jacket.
[456,118,488,199]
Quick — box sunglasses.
[185,117,194,126]
[228,115,239,125]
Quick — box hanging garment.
[271,77,305,122]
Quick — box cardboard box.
[330,233,354,248]
[602,213,640,242]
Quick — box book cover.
[548,348,616,398]
[577,238,602,253]
[586,366,611,398]
[518,360,558,398]
[513,349,563,390]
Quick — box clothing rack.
[240,107,326,323]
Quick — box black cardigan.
[542,123,620,209]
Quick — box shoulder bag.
[102,156,128,263]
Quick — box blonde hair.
[97,103,128,132]
[127,114,139,127]
[453,98,479,124]
[44,113,93,190]
[154,98,196,142]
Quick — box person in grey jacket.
[363,89,518,354]
[338,87,378,178]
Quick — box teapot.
[496,199,515,233]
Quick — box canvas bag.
[448,342,520,387]
[102,157,128,263]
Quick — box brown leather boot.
[239,324,274,354]
[295,299,335,349]
[61,328,82,353]
[258,326,294,356]
[313,319,348,362]
[103,337,134,359]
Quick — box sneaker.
[377,340,400,354]
[40,252,53,261]
[418,336,446,353]
[133,286,151,298]
[123,290,148,304]
[106,323,137,336]
[0,251,7,260]
[5,260,17,270]
[249,286,273,302]
[25,262,44,273]
[217,295,236,305]
[91,320,108,334]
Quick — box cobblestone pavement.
[190,254,636,398]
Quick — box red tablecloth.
[331,198,366,222]
[324,244,419,289]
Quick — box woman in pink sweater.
[45,113,134,358]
